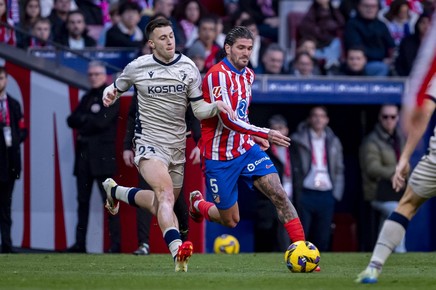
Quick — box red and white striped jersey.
[201,58,270,161]
[403,11,436,108]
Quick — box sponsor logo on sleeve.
[212,86,222,99]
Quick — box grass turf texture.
[0,253,435,290]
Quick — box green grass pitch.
[0,252,435,290]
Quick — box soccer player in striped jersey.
[100,18,235,272]
[356,10,436,284]
[188,26,306,248]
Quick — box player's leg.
[356,186,427,283]
[189,157,241,227]
[254,173,305,243]
[356,158,435,283]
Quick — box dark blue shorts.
[203,144,277,210]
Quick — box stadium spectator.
[298,0,345,73]
[254,43,287,75]
[15,0,42,49]
[255,115,303,252]
[344,0,396,76]
[238,0,279,42]
[137,0,185,50]
[0,0,16,46]
[189,26,306,255]
[21,17,53,49]
[40,0,77,18]
[382,0,418,46]
[241,18,270,71]
[289,37,323,75]
[97,2,120,47]
[54,10,96,49]
[186,16,221,72]
[66,61,121,253]
[101,18,234,271]
[339,46,368,76]
[359,104,407,253]
[223,0,239,16]
[395,12,431,76]
[290,51,318,77]
[339,0,359,20]
[75,0,109,26]
[0,66,28,253]
[48,0,72,40]
[291,106,344,252]
[105,1,143,48]
[186,41,207,73]
[174,0,206,48]
[222,6,250,35]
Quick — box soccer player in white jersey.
[188,26,307,250]
[356,10,436,284]
[100,18,235,272]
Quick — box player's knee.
[157,191,175,206]
[222,217,239,228]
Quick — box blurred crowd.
[0,0,434,78]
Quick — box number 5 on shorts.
[210,178,219,193]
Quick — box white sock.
[114,185,132,204]
[370,219,406,267]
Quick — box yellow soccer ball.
[213,234,240,254]
[284,241,320,273]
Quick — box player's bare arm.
[392,158,410,192]
[254,173,299,221]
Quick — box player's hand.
[252,135,270,151]
[189,146,201,164]
[102,86,118,107]
[123,150,135,167]
[392,158,410,192]
[268,129,291,147]
[216,101,236,120]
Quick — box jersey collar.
[153,52,182,66]
[223,57,246,74]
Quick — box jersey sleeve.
[114,60,136,93]
[205,70,269,139]
[187,64,203,101]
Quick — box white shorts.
[134,139,185,188]
[409,155,436,199]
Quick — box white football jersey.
[115,53,203,148]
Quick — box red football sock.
[197,200,214,221]
[284,218,305,242]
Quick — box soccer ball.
[284,241,320,273]
[213,234,240,254]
